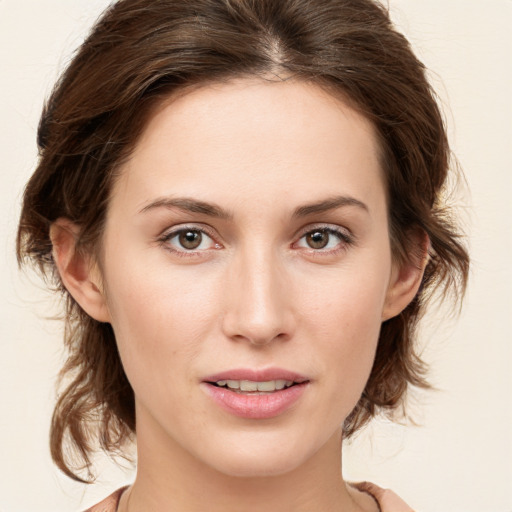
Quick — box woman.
[16,0,469,510]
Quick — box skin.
[51,78,425,511]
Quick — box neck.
[119,404,375,512]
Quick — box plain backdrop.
[1,1,511,511]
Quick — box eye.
[160,227,220,254]
[296,227,353,251]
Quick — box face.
[97,78,400,477]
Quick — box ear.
[381,231,430,321]
[50,218,111,323]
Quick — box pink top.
[84,482,415,512]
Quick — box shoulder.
[82,487,128,512]
[351,481,416,512]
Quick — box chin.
[210,453,305,479]
[198,433,320,479]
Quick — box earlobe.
[50,218,111,323]
[381,232,430,321]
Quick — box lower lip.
[201,382,308,419]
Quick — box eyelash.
[293,226,354,256]
[158,225,220,259]
[157,224,354,258]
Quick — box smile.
[201,369,310,419]
[212,379,295,392]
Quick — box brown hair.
[17,0,469,482]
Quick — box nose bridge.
[222,241,293,345]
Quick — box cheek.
[302,259,388,341]
[102,256,222,394]
[300,264,389,409]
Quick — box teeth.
[274,380,286,390]
[257,380,277,392]
[241,380,258,391]
[216,379,295,392]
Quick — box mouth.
[207,379,300,394]
[208,379,299,394]
[201,369,310,419]
[203,368,309,392]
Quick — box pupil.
[179,230,202,249]
[307,230,328,249]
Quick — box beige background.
[1,1,511,511]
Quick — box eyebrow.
[292,195,368,217]
[139,195,368,219]
[139,197,233,219]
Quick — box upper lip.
[203,368,309,384]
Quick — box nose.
[221,246,296,346]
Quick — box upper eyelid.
[160,223,217,239]
[295,222,353,239]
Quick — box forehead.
[113,78,385,216]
